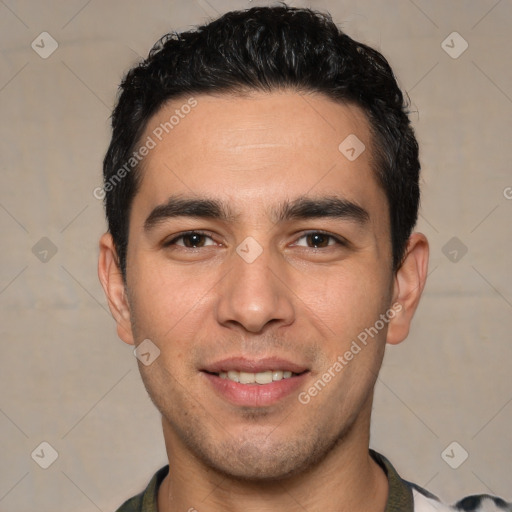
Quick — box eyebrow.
[143,194,369,232]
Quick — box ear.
[98,232,135,345]
[386,232,429,345]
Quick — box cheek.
[126,260,193,342]
[128,254,223,354]
[298,264,391,341]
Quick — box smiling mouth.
[204,370,305,385]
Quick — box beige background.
[0,0,511,510]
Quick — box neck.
[157,409,388,512]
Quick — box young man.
[98,6,510,512]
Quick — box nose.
[215,243,295,334]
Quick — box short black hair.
[103,4,420,277]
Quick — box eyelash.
[164,230,346,249]
[164,230,216,248]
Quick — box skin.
[99,91,429,512]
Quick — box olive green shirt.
[114,450,509,511]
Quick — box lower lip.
[202,372,309,407]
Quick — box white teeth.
[227,370,239,382]
[217,370,297,384]
[255,371,273,384]
[239,371,255,384]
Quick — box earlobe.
[98,233,135,345]
[386,232,429,345]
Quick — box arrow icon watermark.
[236,236,263,263]
[31,441,59,469]
[338,134,365,161]
[31,32,58,59]
[134,339,161,366]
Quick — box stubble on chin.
[155,393,358,483]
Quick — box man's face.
[121,91,396,479]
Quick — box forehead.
[133,91,387,225]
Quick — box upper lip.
[201,357,309,374]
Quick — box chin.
[189,428,339,483]
[206,452,309,482]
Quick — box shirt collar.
[370,449,415,512]
[139,450,414,512]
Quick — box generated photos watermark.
[298,302,402,405]
[93,97,198,200]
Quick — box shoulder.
[453,494,512,511]
[114,465,169,512]
[114,493,143,512]
[371,449,510,512]
[410,481,512,512]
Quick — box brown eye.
[181,233,206,248]
[165,231,215,248]
[294,231,342,248]
[306,233,331,248]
